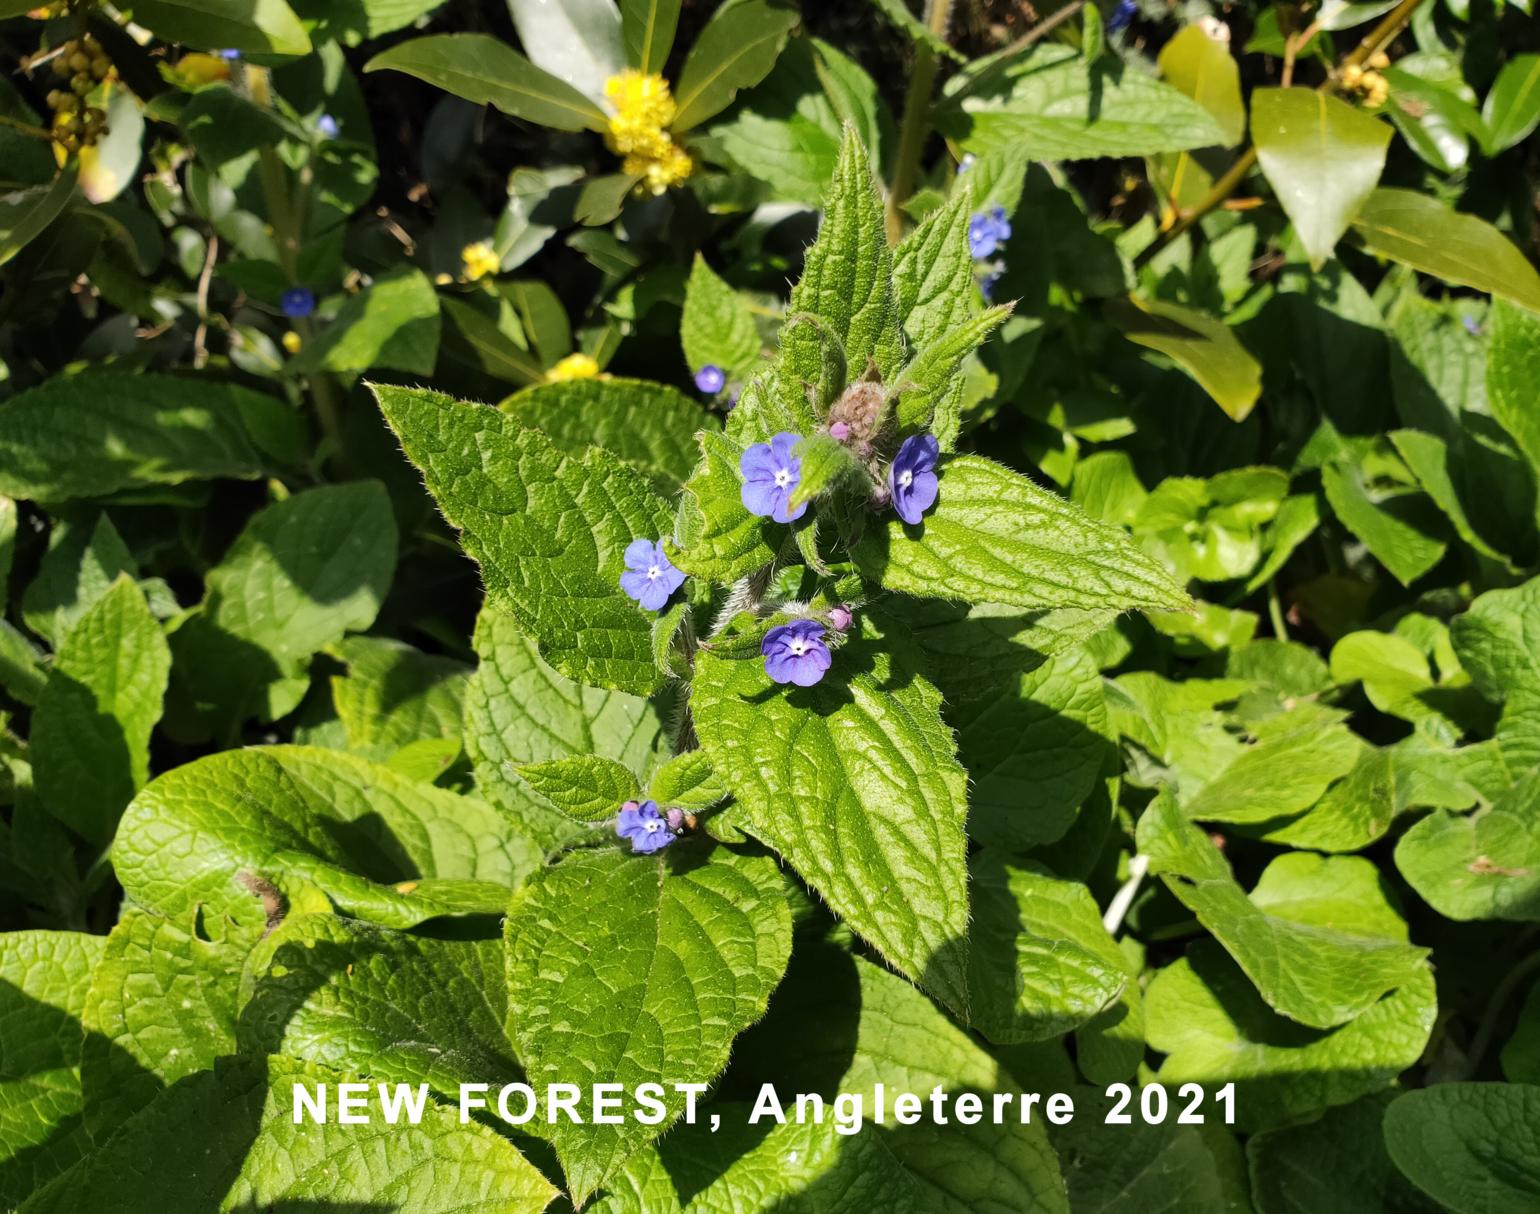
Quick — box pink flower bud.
[665,807,685,830]
[829,421,851,441]
[829,605,854,632]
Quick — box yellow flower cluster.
[603,71,693,195]
[461,241,500,282]
[547,353,600,382]
[1341,52,1391,108]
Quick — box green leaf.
[328,636,469,762]
[853,454,1190,614]
[1157,23,1246,147]
[1383,1084,1540,1214]
[1395,773,1540,921]
[778,128,905,406]
[19,1057,557,1213]
[1482,53,1540,154]
[895,304,1011,435]
[517,754,640,820]
[240,913,518,1096]
[463,604,667,849]
[506,0,623,104]
[892,184,981,351]
[21,513,136,647]
[1504,981,1540,1083]
[1488,299,1540,488]
[622,0,681,74]
[289,0,452,44]
[129,0,310,54]
[1177,705,1362,825]
[967,855,1127,1043]
[1147,939,1437,1132]
[290,266,440,377]
[723,945,1070,1212]
[0,167,76,269]
[670,0,800,132]
[1247,1093,1444,1214]
[30,578,169,843]
[681,255,761,379]
[365,34,607,132]
[79,908,253,1141]
[1390,428,1512,565]
[910,605,1113,848]
[375,384,673,696]
[693,619,972,1012]
[0,373,277,501]
[647,749,726,810]
[1104,295,1263,421]
[1252,88,1392,269]
[500,375,717,494]
[1351,188,1540,313]
[440,295,545,386]
[0,930,105,1209]
[504,845,791,1204]
[937,45,1227,161]
[867,0,963,62]
[114,745,542,928]
[1321,457,1448,586]
[1138,795,1429,1027]
[787,432,865,508]
[670,428,779,583]
[1049,1086,1246,1214]
[171,483,397,729]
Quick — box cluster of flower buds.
[603,71,693,195]
[1341,51,1392,108]
[46,33,111,151]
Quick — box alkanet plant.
[5,0,1540,1211]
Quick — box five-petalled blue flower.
[317,113,339,139]
[619,539,685,611]
[968,206,1011,260]
[616,799,673,854]
[740,432,808,524]
[695,364,726,394]
[890,433,940,525]
[280,286,316,319]
[761,619,831,687]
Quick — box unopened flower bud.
[664,807,686,830]
[828,605,854,632]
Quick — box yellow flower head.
[604,71,676,155]
[628,143,694,195]
[282,331,303,354]
[547,353,600,382]
[603,70,692,192]
[461,241,500,282]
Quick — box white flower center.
[643,820,659,833]
[898,470,914,488]
[774,467,792,488]
[647,564,661,580]
[789,639,808,655]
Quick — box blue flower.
[218,49,241,60]
[619,538,685,611]
[889,433,940,525]
[979,268,1003,302]
[1108,0,1137,33]
[968,206,1012,260]
[617,799,674,854]
[280,286,315,319]
[317,113,339,139]
[740,432,808,524]
[761,619,831,687]
[1462,314,1480,336]
[694,364,726,394]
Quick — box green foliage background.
[1,0,1540,1210]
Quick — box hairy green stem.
[885,0,956,243]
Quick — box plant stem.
[885,0,957,243]
[1135,0,1427,269]
[998,0,1088,59]
[1102,853,1150,935]
[1267,579,1290,641]
[1463,947,1540,1079]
